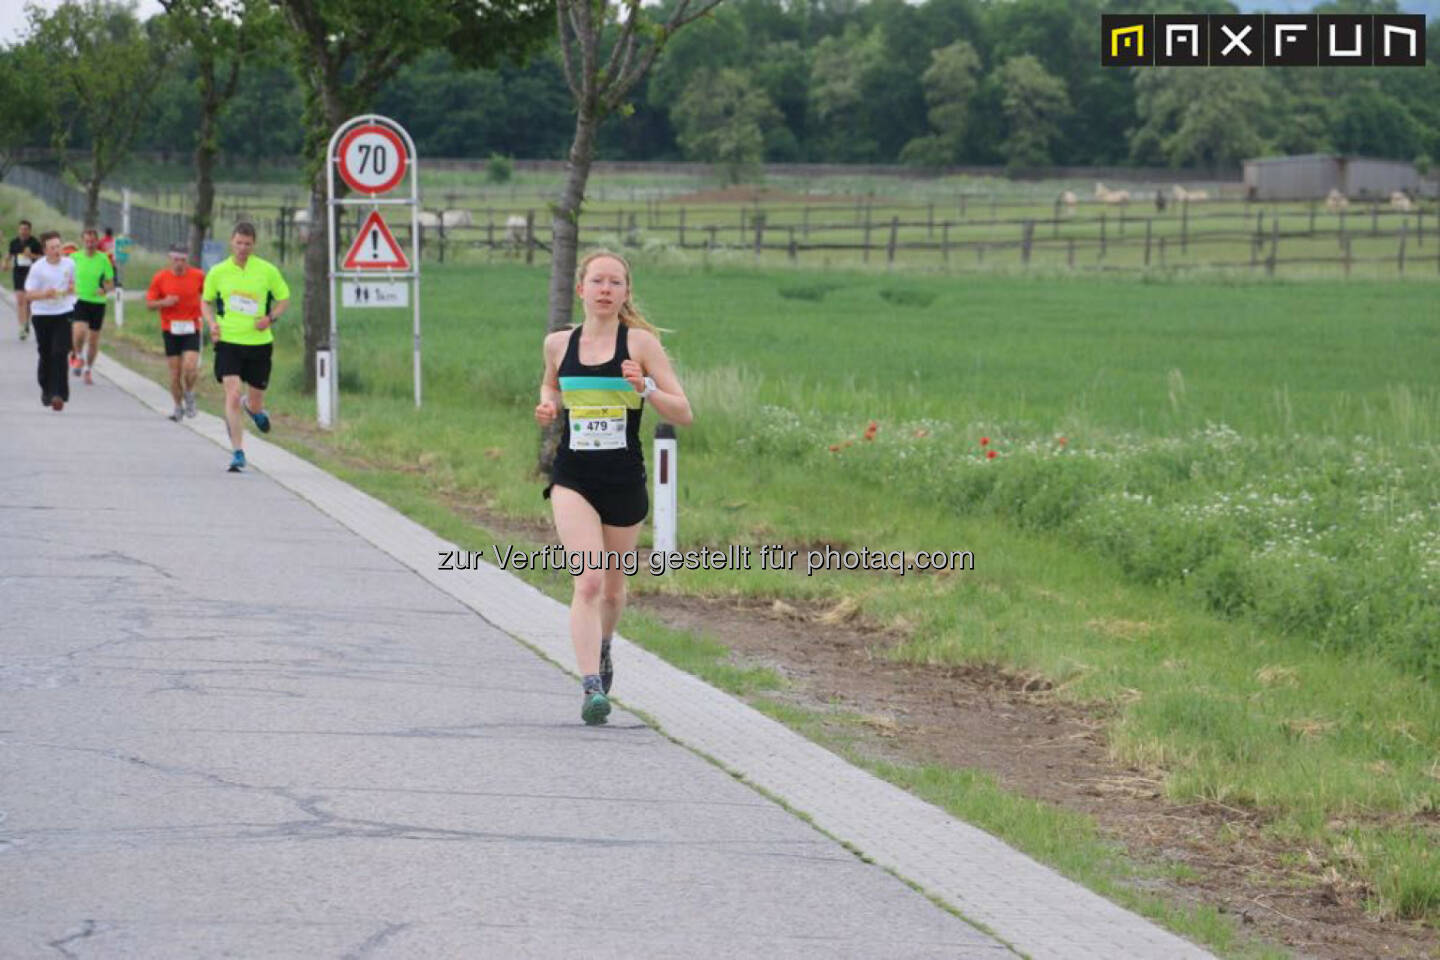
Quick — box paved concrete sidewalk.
[0,313,1015,958]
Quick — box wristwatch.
[640,376,657,398]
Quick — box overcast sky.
[1,1,164,45]
[2,0,1436,47]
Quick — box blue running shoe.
[244,403,271,434]
[227,449,246,473]
[581,691,611,726]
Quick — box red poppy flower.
[986,449,997,459]
[1056,436,1068,446]
[829,444,841,453]
[863,420,878,441]
[980,436,990,446]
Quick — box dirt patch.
[630,593,1440,960]
[663,186,856,206]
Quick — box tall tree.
[1129,68,1271,170]
[23,0,170,226]
[160,0,279,262]
[672,67,782,183]
[901,39,980,166]
[541,0,726,468]
[808,25,885,161]
[275,0,551,393]
[0,47,45,179]
[160,0,277,263]
[996,55,1070,172]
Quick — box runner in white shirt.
[23,231,77,411]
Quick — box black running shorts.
[213,340,273,390]
[73,299,106,331]
[545,478,649,528]
[163,330,201,356]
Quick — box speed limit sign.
[336,123,408,195]
[325,114,424,427]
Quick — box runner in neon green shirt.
[200,222,291,472]
[70,228,116,385]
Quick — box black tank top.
[553,323,646,486]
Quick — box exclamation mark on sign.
[371,229,378,257]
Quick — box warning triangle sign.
[343,211,409,270]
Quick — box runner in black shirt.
[5,219,43,340]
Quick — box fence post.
[526,209,536,265]
[1266,216,1278,276]
[863,208,872,263]
[942,222,950,266]
[754,212,765,259]
[1397,219,1407,276]
[788,227,797,263]
[679,208,686,248]
[927,203,934,238]
[887,216,898,267]
[437,212,446,264]
[1159,235,1166,268]
[487,215,494,251]
[1144,218,1152,266]
[1099,213,1107,259]
[1308,201,1316,236]
[1339,208,1346,249]
[1021,219,1033,265]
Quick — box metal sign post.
[324,114,422,426]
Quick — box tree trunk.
[301,171,328,395]
[189,98,218,263]
[299,76,345,397]
[84,175,102,229]
[538,104,600,474]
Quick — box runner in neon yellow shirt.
[69,227,115,385]
[200,222,290,472]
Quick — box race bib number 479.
[568,406,626,451]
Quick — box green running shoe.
[581,691,611,726]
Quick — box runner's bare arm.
[535,331,566,425]
[201,298,220,338]
[624,330,692,426]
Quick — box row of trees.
[5,0,1437,189]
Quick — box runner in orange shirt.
[146,244,205,421]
